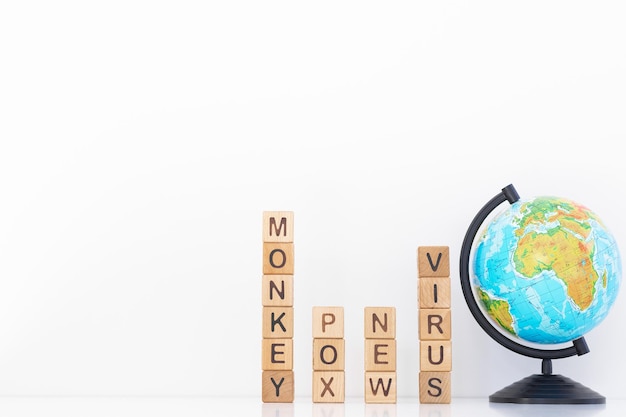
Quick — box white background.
[1,1,625,401]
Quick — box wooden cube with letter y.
[262,211,295,403]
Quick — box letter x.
[320,377,335,397]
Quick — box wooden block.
[313,338,345,371]
[417,246,450,277]
[365,339,396,371]
[262,275,293,307]
[418,277,451,309]
[419,371,451,403]
[262,338,293,370]
[313,371,345,403]
[419,309,451,340]
[263,307,294,338]
[262,370,294,403]
[263,242,294,275]
[364,307,396,339]
[263,211,294,242]
[312,306,344,339]
[420,341,452,372]
[365,371,397,403]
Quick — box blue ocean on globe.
[473,196,621,345]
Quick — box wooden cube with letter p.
[312,306,344,339]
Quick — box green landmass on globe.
[473,196,621,345]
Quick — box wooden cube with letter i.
[417,246,452,403]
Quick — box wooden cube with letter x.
[312,306,345,403]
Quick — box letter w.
[369,377,392,396]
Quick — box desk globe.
[460,184,621,404]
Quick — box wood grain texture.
[262,370,294,403]
[263,307,294,338]
[364,371,397,404]
[313,338,345,371]
[364,339,396,372]
[262,338,293,370]
[263,242,294,275]
[364,307,396,339]
[420,340,452,372]
[417,246,450,278]
[262,275,294,307]
[263,211,294,242]
[312,306,344,339]
[419,371,451,404]
[419,309,451,340]
[312,371,345,403]
[418,277,451,309]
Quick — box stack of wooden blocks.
[262,211,295,403]
[417,246,452,403]
[312,306,345,403]
[364,307,397,403]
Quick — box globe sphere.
[473,196,621,345]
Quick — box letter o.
[269,249,287,269]
[320,345,338,365]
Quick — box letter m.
[269,217,287,237]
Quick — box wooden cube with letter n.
[262,211,295,403]
[312,306,345,403]
[364,307,397,403]
[417,246,451,403]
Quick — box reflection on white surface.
[311,403,345,417]
[418,403,452,417]
[364,403,397,417]
[489,402,607,417]
[0,397,623,417]
[262,402,294,417]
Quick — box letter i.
[418,246,452,404]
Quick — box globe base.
[489,374,605,404]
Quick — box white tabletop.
[0,397,622,417]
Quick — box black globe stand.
[460,184,606,405]
[489,357,605,404]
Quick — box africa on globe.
[473,196,622,345]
